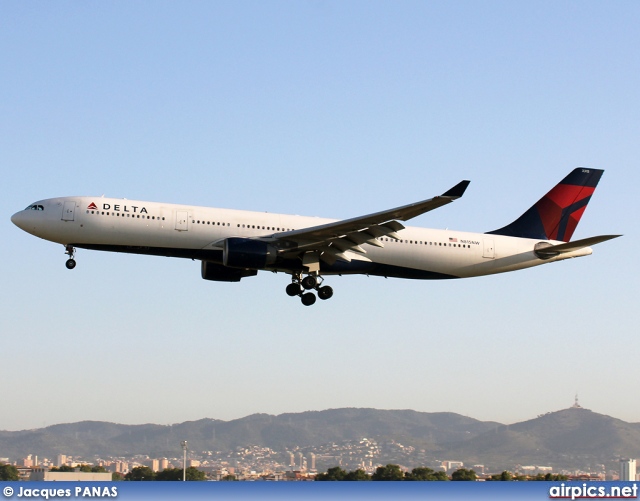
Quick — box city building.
[442,461,464,472]
[520,465,553,476]
[16,467,33,481]
[30,469,112,481]
[107,461,129,474]
[620,459,637,481]
[20,455,36,468]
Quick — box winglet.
[441,180,470,199]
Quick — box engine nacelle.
[223,237,278,269]
[201,261,257,282]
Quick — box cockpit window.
[25,204,44,211]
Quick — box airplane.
[11,168,620,306]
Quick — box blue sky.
[1,1,638,432]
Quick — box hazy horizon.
[0,401,630,433]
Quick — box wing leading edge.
[261,180,470,264]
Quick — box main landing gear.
[64,245,76,270]
[286,272,333,306]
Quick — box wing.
[261,180,470,265]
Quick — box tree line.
[0,461,569,482]
[0,463,208,482]
[315,464,568,481]
[123,465,207,481]
[50,464,107,473]
[0,464,19,481]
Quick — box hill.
[0,408,498,459]
[437,407,640,470]
[1,407,639,470]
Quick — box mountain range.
[1,407,639,471]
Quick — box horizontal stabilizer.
[535,234,621,258]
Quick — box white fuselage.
[11,196,592,280]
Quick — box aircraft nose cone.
[11,211,27,230]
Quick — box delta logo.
[87,201,149,214]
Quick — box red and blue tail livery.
[488,168,603,242]
[11,168,620,305]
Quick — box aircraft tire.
[65,259,76,270]
[318,286,333,300]
[301,275,317,290]
[286,283,302,297]
[301,292,316,306]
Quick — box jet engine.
[223,237,278,269]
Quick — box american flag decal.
[449,237,457,242]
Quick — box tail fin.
[487,168,604,242]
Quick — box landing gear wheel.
[65,259,76,270]
[301,292,316,306]
[301,275,317,290]
[286,283,302,297]
[318,285,333,300]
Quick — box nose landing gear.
[65,245,76,270]
[286,272,333,306]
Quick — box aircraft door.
[62,201,76,221]
[175,210,189,231]
[483,239,495,259]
